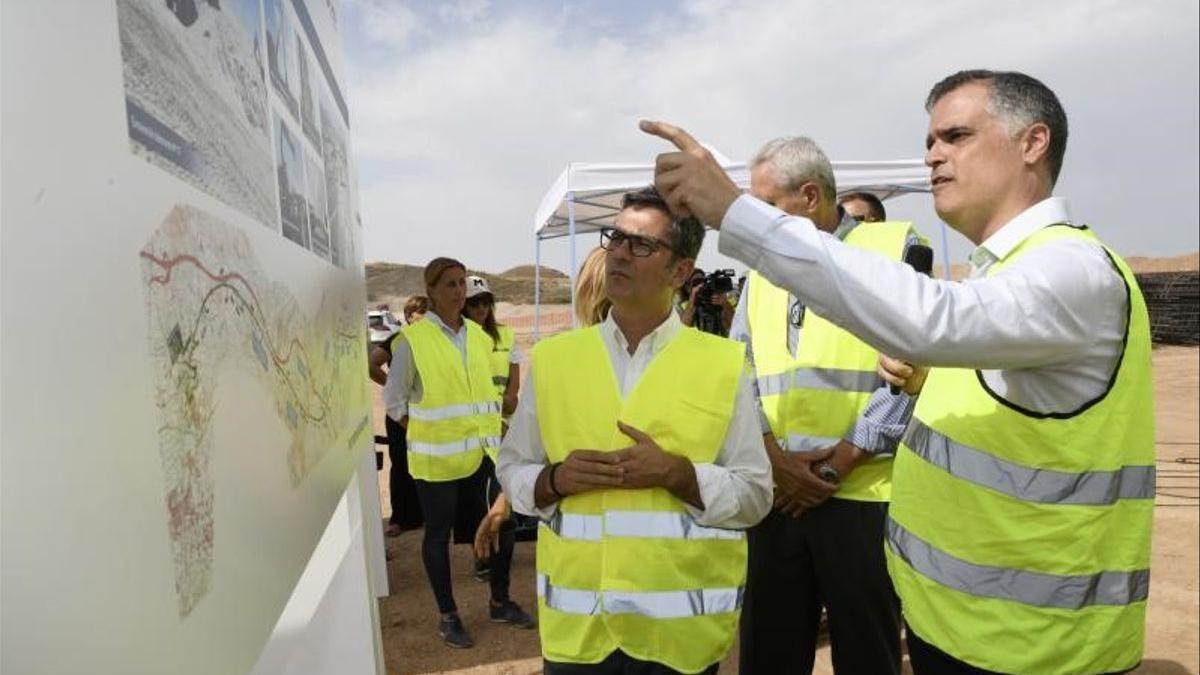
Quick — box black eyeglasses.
[599,227,676,258]
[465,296,493,308]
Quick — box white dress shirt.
[382,312,470,421]
[496,310,773,530]
[719,195,1128,414]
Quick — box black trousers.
[413,460,514,614]
[385,415,423,529]
[739,499,901,675]
[906,629,1137,675]
[545,650,719,675]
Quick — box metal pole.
[939,219,953,280]
[567,191,578,328]
[534,235,542,341]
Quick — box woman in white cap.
[460,275,528,585]
[462,275,521,416]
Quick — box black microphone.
[890,244,934,394]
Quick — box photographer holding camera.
[679,267,736,336]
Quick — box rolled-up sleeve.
[845,386,917,455]
[685,371,773,530]
[495,365,559,520]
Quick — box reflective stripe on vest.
[903,418,1156,505]
[409,434,502,457]
[887,517,1149,610]
[886,225,1155,674]
[531,325,747,672]
[538,574,744,618]
[543,510,746,542]
[761,368,881,397]
[756,371,790,397]
[779,222,919,501]
[407,401,501,423]
[792,367,881,392]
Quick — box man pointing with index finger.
[641,120,743,227]
[641,70,1156,675]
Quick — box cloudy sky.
[340,0,1198,276]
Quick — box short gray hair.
[926,70,1069,185]
[749,136,837,203]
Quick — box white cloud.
[437,0,491,25]
[344,0,1199,275]
[357,1,422,49]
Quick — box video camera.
[693,269,736,336]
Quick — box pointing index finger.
[639,119,702,153]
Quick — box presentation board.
[1,1,373,672]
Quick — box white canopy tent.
[532,157,939,336]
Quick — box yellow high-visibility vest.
[745,271,792,438]
[487,324,516,397]
[886,225,1155,674]
[400,318,501,482]
[751,221,921,501]
[531,325,747,673]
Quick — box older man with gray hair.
[728,136,925,674]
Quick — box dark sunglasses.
[599,226,677,258]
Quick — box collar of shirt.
[424,311,468,339]
[600,308,683,397]
[602,308,682,356]
[970,196,1073,273]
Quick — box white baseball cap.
[465,275,493,299]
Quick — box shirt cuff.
[386,403,408,421]
[843,392,916,455]
[506,463,559,521]
[718,195,788,268]
[685,463,732,527]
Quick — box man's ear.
[670,257,696,290]
[801,182,823,211]
[1021,121,1051,170]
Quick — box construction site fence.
[498,308,575,340]
[1136,272,1200,347]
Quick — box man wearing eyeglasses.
[839,191,888,223]
[496,186,772,674]
[641,70,1155,675]
[724,137,924,674]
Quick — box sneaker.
[473,559,490,582]
[489,600,536,629]
[437,615,474,649]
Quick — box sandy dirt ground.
[371,321,1199,675]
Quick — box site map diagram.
[139,205,369,617]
